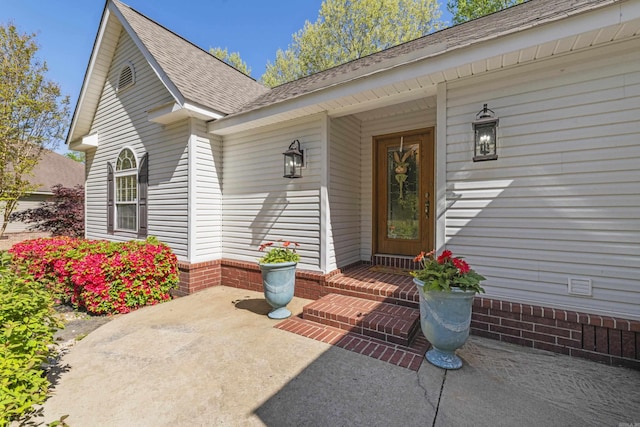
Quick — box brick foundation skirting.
[176,260,222,297]
[220,259,329,300]
[471,296,640,369]
[177,259,340,300]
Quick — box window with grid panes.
[115,148,137,231]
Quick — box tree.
[209,47,252,76]
[0,23,70,238]
[261,0,443,87]
[447,0,526,25]
[10,184,84,238]
[65,151,85,163]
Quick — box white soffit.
[69,133,99,152]
[148,102,224,124]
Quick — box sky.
[1,0,451,155]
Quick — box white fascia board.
[107,1,185,107]
[210,2,636,135]
[69,133,99,152]
[148,102,224,124]
[66,8,113,146]
[183,102,225,121]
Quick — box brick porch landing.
[324,263,419,308]
[276,315,429,371]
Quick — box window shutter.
[107,162,114,234]
[137,153,148,238]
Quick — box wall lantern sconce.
[472,104,499,162]
[283,139,304,178]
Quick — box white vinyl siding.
[445,40,640,320]
[328,116,362,270]
[192,119,223,262]
[358,98,437,260]
[222,115,324,271]
[84,29,189,258]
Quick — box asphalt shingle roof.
[31,150,85,193]
[227,0,615,116]
[112,0,269,115]
[109,0,615,120]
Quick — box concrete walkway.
[42,287,640,426]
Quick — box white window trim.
[114,147,138,232]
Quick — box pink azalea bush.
[9,236,178,315]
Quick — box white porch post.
[436,82,447,253]
[187,117,197,263]
[320,113,331,273]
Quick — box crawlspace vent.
[568,277,592,296]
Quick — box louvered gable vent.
[117,62,135,92]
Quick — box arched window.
[117,62,135,92]
[115,148,138,231]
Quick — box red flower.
[437,250,452,264]
[259,242,274,251]
[414,251,426,262]
[283,241,291,248]
[453,258,470,274]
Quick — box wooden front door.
[374,128,435,256]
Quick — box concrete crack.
[432,369,447,427]
[416,370,432,407]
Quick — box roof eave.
[147,101,225,124]
[210,0,633,136]
[66,5,115,146]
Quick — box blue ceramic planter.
[414,278,476,369]
[260,261,297,319]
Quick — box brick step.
[325,264,419,309]
[302,293,420,346]
[275,316,429,371]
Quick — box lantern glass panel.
[283,151,303,178]
[473,121,497,161]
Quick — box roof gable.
[110,0,268,113]
[67,0,268,145]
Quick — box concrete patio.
[42,286,640,426]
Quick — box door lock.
[425,192,430,219]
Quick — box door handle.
[425,192,430,219]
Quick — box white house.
[67,0,640,366]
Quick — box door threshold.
[372,254,420,270]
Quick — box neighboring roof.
[111,0,268,115]
[226,0,617,117]
[30,150,85,193]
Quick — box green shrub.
[9,236,179,315]
[0,251,62,426]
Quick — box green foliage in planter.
[0,252,62,426]
[411,249,486,293]
[258,241,300,264]
[9,236,179,315]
